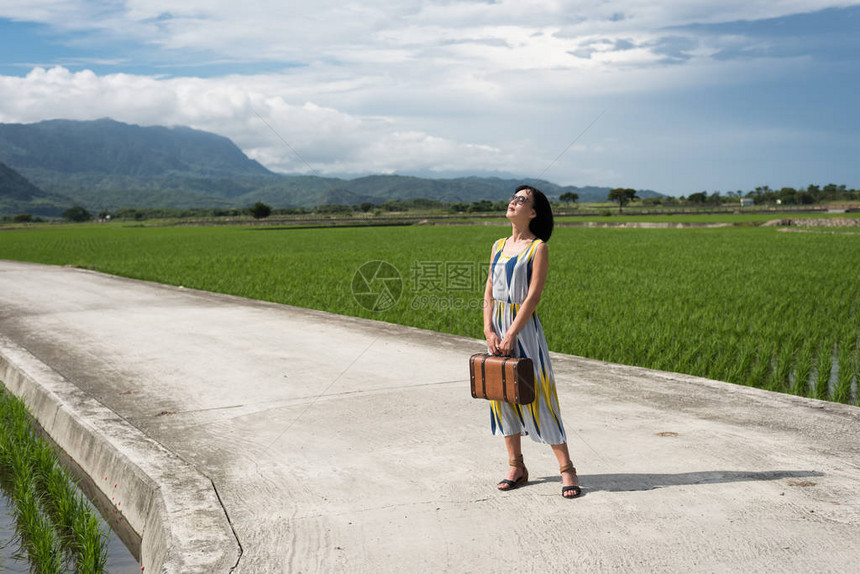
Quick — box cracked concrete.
[1,260,859,572]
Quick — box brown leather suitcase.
[469,353,536,404]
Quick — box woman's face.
[506,191,536,223]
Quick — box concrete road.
[0,260,858,573]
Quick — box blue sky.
[0,1,858,196]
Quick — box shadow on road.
[533,470,824,493]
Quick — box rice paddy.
[0,221,857,404]
[0,389,108,573]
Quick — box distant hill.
[0,118,663,214]
[0,161,72,216]
[0,161,42,201]
[0,118,271,179]
[300,174,662,205]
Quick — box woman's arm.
[483,245,501,353]
[497,242,548,355]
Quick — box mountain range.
[0,118,661,216]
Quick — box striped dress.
[488,237,567,445]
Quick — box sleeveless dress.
[488,237,567,445]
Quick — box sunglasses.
[509,194,530,205]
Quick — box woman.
[482,185,581,499]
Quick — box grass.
[0,222,857,404]
[0,389,108,573]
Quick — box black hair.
[516,184,554,242]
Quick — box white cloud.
[0,66,528,176]
[0,1,85,23]
[0,1,857,194]
[4,1,857,63]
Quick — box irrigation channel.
[0,389,139,573]
[0,486,138,572]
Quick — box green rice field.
[0,389,109,573]
[1,222,858,404]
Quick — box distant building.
[740,198,755,207]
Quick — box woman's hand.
[487,328,516,356]
[485,330,501,355]
[497,333,516,356]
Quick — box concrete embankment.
[1,260,859,573]
[0,336,240,573]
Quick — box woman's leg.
[498,433,525,489]
[551,442,580,498]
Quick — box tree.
[62,206,92,222]
[249,202,272,219]
[559,192,579,204]
[823,183,847,200]
[751,185,777,205]
[317,203,351,214]
[687,191,708,204]
[796,191,816,205]
[777,187,798,205]
[467,199,494,212]
[608,188,638,213]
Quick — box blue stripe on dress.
[514,403,526,424]
[526,251,533,286]
[491,249,503,268]
[505,257,516,302]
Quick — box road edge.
[0,334,241,573]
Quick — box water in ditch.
[0,486,139,573]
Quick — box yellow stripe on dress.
[528,395,542,432]
[491,400,505,432]
[525,240,538,261]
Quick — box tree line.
[676,184,858,206]
[4,182,856,223]
[603,184,858,212]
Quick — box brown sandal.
[497,455,529,491]
[560,462,582,499]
